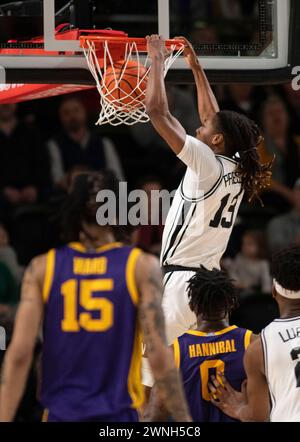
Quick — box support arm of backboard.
[158,0,170,39]
[0,66,5,83]
[43,0,82,51]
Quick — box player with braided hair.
[142,35,272,388]
[215,110,272,203]
[147,266,254,422]
[187,266,239,321]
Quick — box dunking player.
[209,247,300,422]
[0,172,191,422]
[147,267,254,421]
[143,35,272,386]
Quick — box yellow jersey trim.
[128,322,145,410]
[42,249,56,303]
[244,330,253,349]
[126,248,142,306]
[187,325,237,337]
[42,409,49,422]
[173,338,180,369]
[68,241,124,253]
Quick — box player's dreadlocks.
[271,247,300,292]
[215,110,273,203]
[187,266,238,321]
[60,170,120,243]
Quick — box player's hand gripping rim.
[174,36,200,69]
[146,34,172,60]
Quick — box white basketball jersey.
[161,135,243,269]
[261,317,300,422]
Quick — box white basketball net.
[82,40,184,126]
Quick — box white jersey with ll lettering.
[160,135,244,269]
[261,317,300,422]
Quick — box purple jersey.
[174,325,252,422]
[40,242,144,421]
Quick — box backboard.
[0,0,299,85]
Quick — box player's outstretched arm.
[0,256,45,422]
[136,253,191,422]
[178,37,220,124]
[145,35,187,155]
[208,337,270,422]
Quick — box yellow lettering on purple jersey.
[208,342,216,355]
[73,257,107,275]
[189,344,196,358]
[196,344,202,357]
[219,341,225,353]
[231,339,237,352]
[225,340,232,352]
[202,343,209,356]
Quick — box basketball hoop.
[80,35,184,126]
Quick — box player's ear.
[272,285,277,300]
[211,133,224,154]
[212,133,224,146]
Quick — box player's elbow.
[146,101,168,119]
[6,343,34,369]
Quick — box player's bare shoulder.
[22,253,48,296]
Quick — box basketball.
[103,61,148,109]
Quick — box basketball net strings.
[83,40,184,126]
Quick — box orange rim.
[79,36,184,52]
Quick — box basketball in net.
[80,35,184,125]
[102,60,148,110]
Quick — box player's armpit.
[0,255,45,422]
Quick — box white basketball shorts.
[142,270,197,387]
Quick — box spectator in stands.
[216,0,256,18]
[0,223,24,285]
[281,83,300,134]
[190,22,219,56]
[267,178,300,252]
[0,104,51,213]
[132,176,164,256]
[259,95,300,208]
[223,230,272,295]
[47,96,124,190]
[220,85,257,119]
